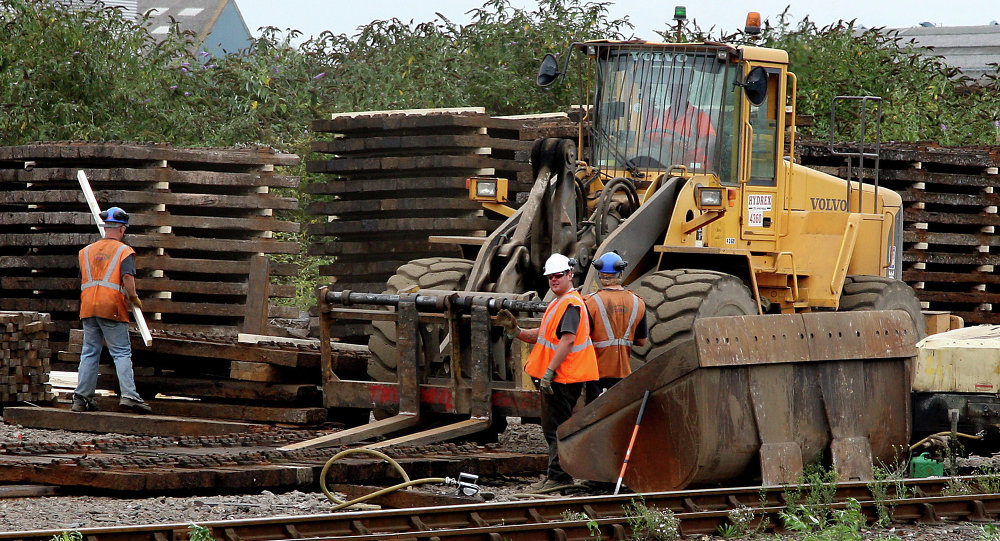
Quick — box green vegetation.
[49,532,82,541]
[868,460,911,527]
[5,0,999,306]
[623,498,680,540]
[188,523,213,541]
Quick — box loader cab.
[587,43,742,183]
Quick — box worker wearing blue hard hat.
[74,206,152,414]
[583,251,648,404]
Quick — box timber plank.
[900,189,998,207]
[106,375,321,402]
[0,167,299,188]
[308,239,468,256]
[903,252,1000,265]
[305,177,468,198]
[306,155,504,174]
[0,143,300,166]
[903,231,1000,246]
[903,270,1000,284]
[311,113,487,133]
[87,395,327,424]
[308,197,485,216]
[0,212,300,233]
[0,233,300,254]
[869,168,1000,189]
[308,217,491,236]
[310,134,491,155]
[0,190,298,210]
[321,259,440,277]
[132,278,295,298]
[2,407,261,436]
[229,361,283,382]
[903,209,1000,227]
[135,255,297,276]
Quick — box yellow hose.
[908,430,982,452]
[320,448,449,511]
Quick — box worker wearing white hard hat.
[494,253,598,492]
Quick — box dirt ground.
[0,418,997,539]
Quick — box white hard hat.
[543,253,574,276]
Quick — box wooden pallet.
[0,142,302,347]
[797,138,1000,324]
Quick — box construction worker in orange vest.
[495,253,598,492]
[583,252,648,404]
[74,207,152,414]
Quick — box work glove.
[129,295,143,310]
[495,309,521,339]
[539,368,556,395]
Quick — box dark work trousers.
[584,377,623,405]
[539,380,583,482]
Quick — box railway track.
[4,476,999,541]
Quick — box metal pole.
[614,390,652,495]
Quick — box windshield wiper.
[590,126,643,178]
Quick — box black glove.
[495,309,521,339]
[539,368,556,395]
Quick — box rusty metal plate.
[694,314,811,367]
[802,310,917,361]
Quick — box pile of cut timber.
[56,330,370,423]
[0,311,54,403]
[0,142,302,350]
[797,139,1000,324]
[307,108,577,338]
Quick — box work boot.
[119,396,152,414]
[525,477,574,494]
[71,395,98,413]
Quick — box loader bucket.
[557,310,917,491]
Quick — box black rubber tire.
[632,269,758,364]
[840,275,927,339]
[367,257,474,382]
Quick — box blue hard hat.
[100,206,129,225]
[593,252,627,273]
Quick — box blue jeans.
[75,317,142,402]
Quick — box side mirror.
[536,53,562,87]
[742,66,768,106]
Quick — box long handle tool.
[614,389,651,495]
[77,170,153,346]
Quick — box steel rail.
[2,477,996,541]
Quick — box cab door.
[740,65,785,250]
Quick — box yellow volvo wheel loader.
[334,19,931,487]
[368,32,924,381]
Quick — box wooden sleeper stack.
[0,311,54,403]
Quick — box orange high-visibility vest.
[524,290,599,384]
[585,289,646,379]
[79,238,135,322]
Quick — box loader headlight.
[696,186,724,210]
[476,180,497,198]
[467,176,508,203]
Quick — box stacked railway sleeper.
[306,108,577,340]
[0,429,543,495]
[797,138,1000,325]
[0,142,302,352]
[53,329,372,424]
[0,311,54,403]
